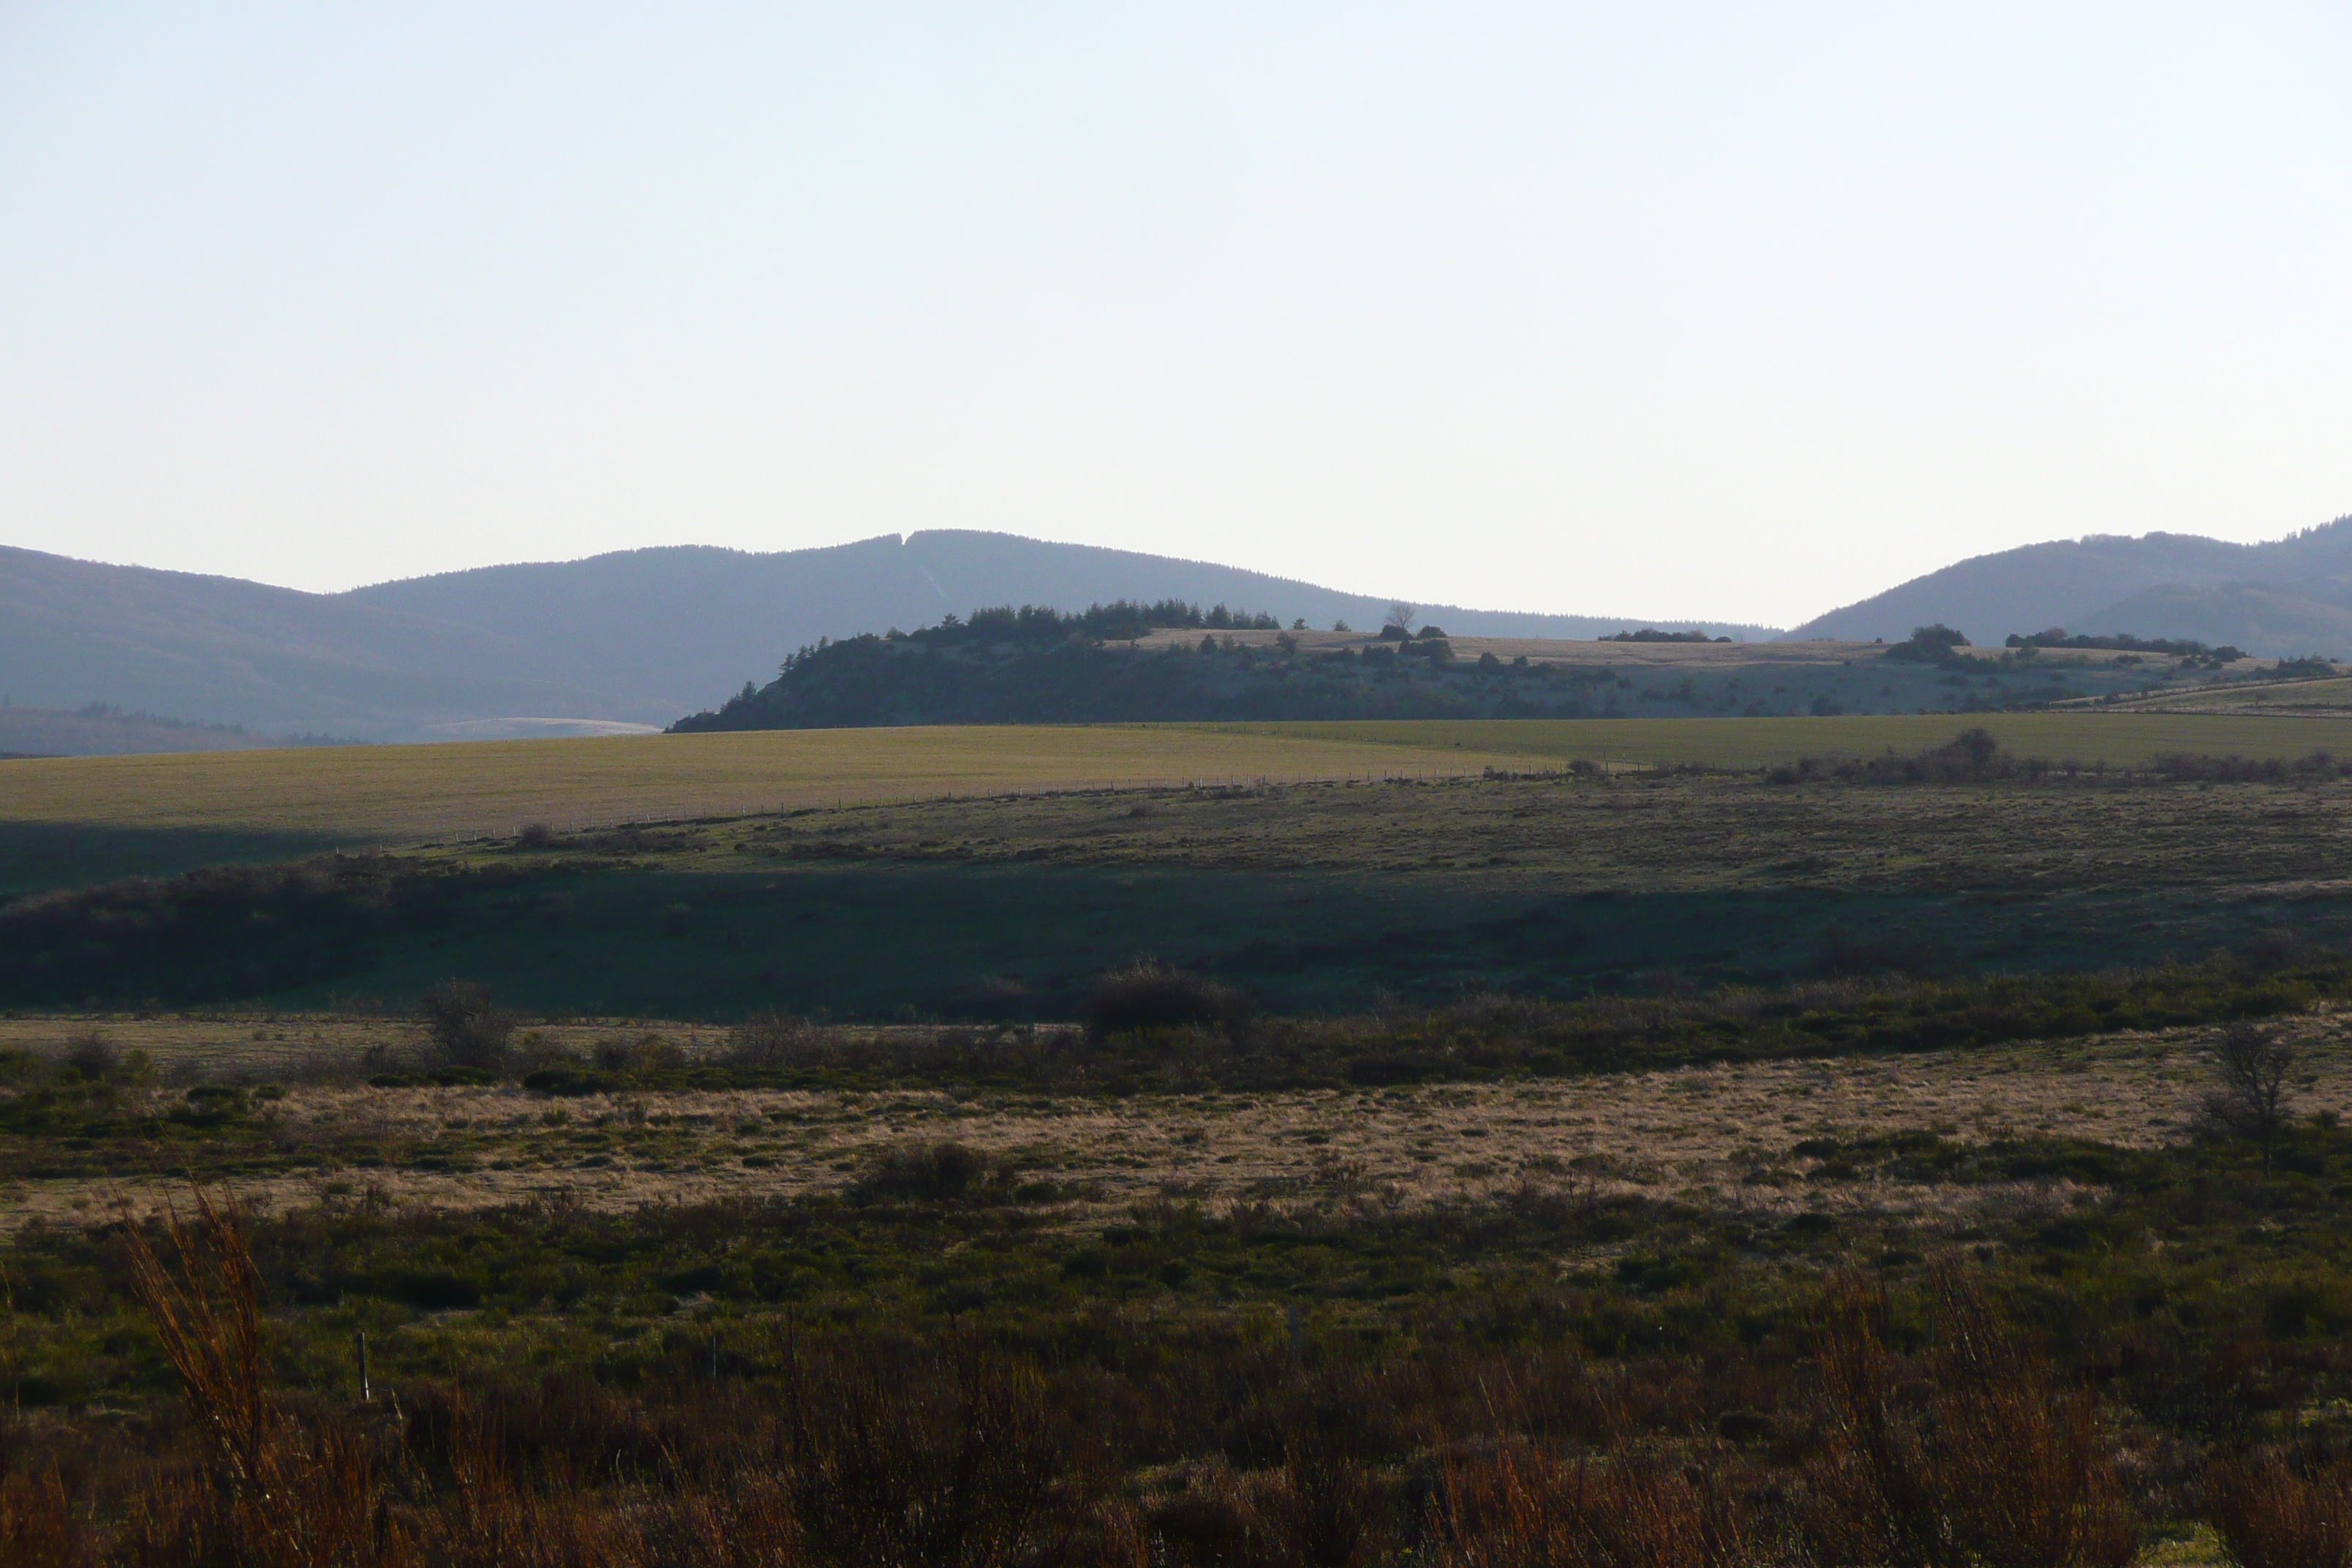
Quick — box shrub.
[2198,1022,2298,1174]
[778,1333,1066,1566]
[1192,1449,1390,1568]
[1801,1267,2140,1568]
[727,1010,820,1068]
[593,1032,686,1074]
[1088,962,1253,1041]
[1883,625,1972,663]
[1769,728,2015,785]
[1439,1442,1754,1568]
[2208,1458,2352,1568]
[59,1030,117,1082]
[418,981,513,1074]
[851,1141,992,1205]
[1600,628,1722,644]
[0,1466,86,1568]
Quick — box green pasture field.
[1199,710,2352,767]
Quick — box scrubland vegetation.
[1,1002,2351,1564]
[5,725,2352,1562]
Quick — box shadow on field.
[10,853,2352,1018]
[0,821,343,899]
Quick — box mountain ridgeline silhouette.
[1788,516,2352,652]
[0,532,1766,743]
[7,514,2351,750]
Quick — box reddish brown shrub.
[1437,1440,1758,1568]
[1801,1268,2141,1568]
[2207,1458,2352,1568]
[0,1466,91,1568]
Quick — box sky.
[1,4,2348,629]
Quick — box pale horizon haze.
[2,2,2348,628]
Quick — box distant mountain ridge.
[16,514,2350,751]
[1788,516,2352,653]
[1,532,1770,745]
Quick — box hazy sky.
[3,3,2348,627]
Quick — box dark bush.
[418,980,513,1074]
[1601,628,1722,644]
[59,1031,117,1082]
[1088,962,1254,1040]
[1883,624,1973,663]
[1769,728,2017,785]
[851,1141,991,1205]
[592,1032,686,1074]
[519,1067,624,1096]
[381,1270,484,1311]
[725,1010,818,1068]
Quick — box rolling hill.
[1,533,1770,745]
[14,513,2352,751]
[1789,515,2352,652]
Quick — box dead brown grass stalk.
[1437,1439,1757,1568]
[116,1187,393,1568]
[2206,1457,2352,1568]
[1803,1267,2141,1568]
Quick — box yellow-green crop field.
[0,723,1534,840]
[5,710,2350,843]
[1205,711,2352,769]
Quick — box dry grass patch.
[12,1019,2345,1238]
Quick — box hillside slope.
[0,546,640,740]
[0,704,297,758]
[346,529,1774,711]
[671,608,2220,733]
[1790,516,2352,652]
[3,533,1771,745]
